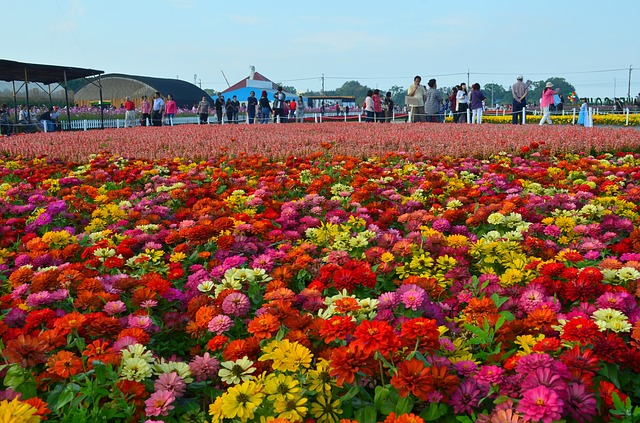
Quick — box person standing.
[272,86,286,123]
[456,83,469,123]
[577,97,588,126]
[141,95,151,126]
[214,93,225,124]
[124,96,136,128]
[363,90,375,122]
[511,75,528,124]
[448,86,458,123]
[246,91,258,124]
[407,76,427,122]
[539,82,558,125]
[151,92,165,126]
[197,96,210,124]
[0,104,11,135]
[50,106,60,131]
[289,97,297,121]
[230,95,240,123]
[259,90,271,124]
[165,94,177,126]
[470,83,485,124]
[384,91,394,122]
[295,95,305,123]
[424,79,443,123]
[372,89,383,123]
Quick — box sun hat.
[517,75,523,80]
[545,82,554,88]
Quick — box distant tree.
[279,85,297,94]
[483,83,508,107]
[389,85,405,106]
[528,77,576,106]
[204,88,216,97]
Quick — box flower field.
[1,124,640,422]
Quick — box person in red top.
[165,94,177,126]
[289,99,297,121]
[124,96,136,128]
[372,89,383,123]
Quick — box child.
[577,98,587,126]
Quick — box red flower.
[319,315,356,344]
[352,320,400,357]
[390,359,433,401]
[560,316,602,345]
[400,318,440,353]
[329,344,375,386]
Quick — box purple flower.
[432,218,451,233]
[453,360,478,377]
[449,379,490,414]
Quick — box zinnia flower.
[218,356,256,385]
[516,385,563,423]
[219,380,264,422]
[144,389,175,417]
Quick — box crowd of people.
[2,78,638,135]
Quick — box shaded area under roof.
[0,59,104,84]
[74,73,214,107]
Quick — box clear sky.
[3,0,639,100]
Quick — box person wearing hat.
[539,81,559,126]
[511,75,528,124]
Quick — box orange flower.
[54,311,87,333]
[195,305,217,330]
[333,297,361,314]
[461,297,500,326]
[247,313,280,340]
[83,339,119,368]
[117,327,151,344]
[400,317,440,352]
[24,397,51,420]
[8,266,34,288]
[3,334,51,367]
[47,350,83,378]
[329,344,375,386]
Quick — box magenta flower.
[517,385,563,423]
[474,365,504,385]
[449,379,490,414]
[144,390,175,417]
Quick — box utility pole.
[628,65,632,103]
[467,69,470,89]
[321,74,325,95]
[194,74,197,85]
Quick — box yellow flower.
[380,252,394,263]
[169,251,187,263]
[514,334,544,356]
[263,373,301,401]
[273,395,308,422]
[220,380,264,422]
[41,230,74,248]
[260,340,313,373]
[209,396,224,423]
[0,398,40,423]
[309,394,341,423]
[305,359,334,394]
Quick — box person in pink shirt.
[140,95,151,126]
[539,82,559,125]
[165,94,177,126]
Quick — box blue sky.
[3,0,639,100]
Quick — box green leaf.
[374,385,390,409]
[341,385,361,402]
[355,406,378,423]
[420,402,449,421]
[55,385,79,410]
[216,184,227,195]
[395,395,414,415]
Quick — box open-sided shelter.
[0,59,104,127]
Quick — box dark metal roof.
[89,73,214,106]
[0,59,104,84]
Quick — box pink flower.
[144,390,175,417]
[207,314,233,335]
[154,372,186,397]
[104,300,127,315]
[474,365,504,385]
[517,385,563,423]
[221,292,250,317]
[189,352,220,382]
